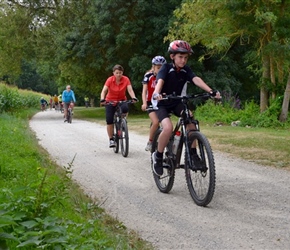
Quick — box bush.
[0,83,48,113]
[195,96,290,129]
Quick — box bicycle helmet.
[168,40,193,54]
[152,56,167,65]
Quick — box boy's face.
[171,53,189,68]
[153,64,162,75]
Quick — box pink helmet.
[168,40,193,54]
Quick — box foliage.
[0,83,48,113]
[195,96,289,129]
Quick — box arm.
[192,76,221,98]
[152,79,164,100]
[127,85,137,99]
[72,91,76,103]
[141,84,148,111]
[100,85,108,100]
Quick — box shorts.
[155,101,184,122]
[64,102,72,109]
[105,102,129,124]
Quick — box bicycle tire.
[68,109,72,123]
[120,118,129,157]
[151,129,175,193]
[185,131,216,206]
[113,122,119,153]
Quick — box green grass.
[74,107,290,169]
[0,109,153,250]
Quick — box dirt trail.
[29,110,290,250]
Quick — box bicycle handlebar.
[102,99,136,106]
[163,92,212,100]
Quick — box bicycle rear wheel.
[120,118,129,157]
[185,131,215,206]
[113,122,119,153]
[151,129,175,193]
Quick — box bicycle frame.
[164,95,202,170]
[105,100,134,157]
[151,92,216,206]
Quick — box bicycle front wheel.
[120,118,129,157]
[151,129,175,193]
[68,109,72,123]
[113,122,119,153]
[185,131,216,206]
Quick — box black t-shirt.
[156,63,196,96]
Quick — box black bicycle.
[106,100,134,157]
[151,93,216,206]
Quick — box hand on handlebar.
[209,90,222,99]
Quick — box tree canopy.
[0,0,289,120]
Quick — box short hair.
[112,64,124,72]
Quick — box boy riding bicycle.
[152,40,221,176]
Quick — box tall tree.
[167,0,290,120]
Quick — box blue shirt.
[62,90,76,103]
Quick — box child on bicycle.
[152,40,221,176]
[141,56,167,151]
[100,64,138,148]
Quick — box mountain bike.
[105,100,135,157]
[151,93,216,206]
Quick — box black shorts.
[155,101,184,122]
[105,102,129,124]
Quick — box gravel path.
[29,110,290,250]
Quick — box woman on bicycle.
[152,40,221,176]
[100,64,138,148]
[141,56,167,151]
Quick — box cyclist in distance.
[53,94,59,110]
[152,40,221,176]
[100,64,138,148]
[62,85,76,122]
[141,56,167,152]
[40,97,48,111]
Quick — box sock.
[156,151,163,159]
[191,148,197,155]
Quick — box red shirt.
[105,75,131,101]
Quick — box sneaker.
[109,140,116,148]
[152,152,163,176]
[64,119,67,123]
[145,142,152,151]
[191,154,205,170]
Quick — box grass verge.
[74,107,290,169]
[0,109,153,249]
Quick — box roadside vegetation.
[0,84,152,250]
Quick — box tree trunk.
[270,56,276,100]
[279,72,290,122]
[260,55,270,112]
